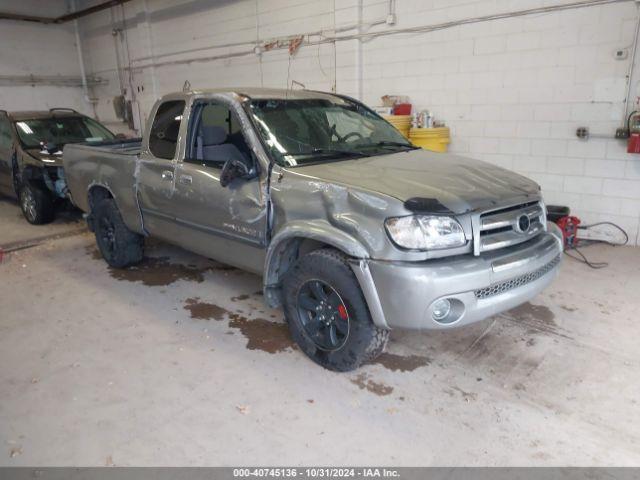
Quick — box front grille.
[475,201,545,254]
[474,254,561,299]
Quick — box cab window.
[149,100,185,160]
[187,102,252,169]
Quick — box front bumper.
[352,224,563,330]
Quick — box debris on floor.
[236,405,250,415]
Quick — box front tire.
[19,182,54,225]
[282,248,389,371]
[93,198,144,268]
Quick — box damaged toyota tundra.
[63,88,563,371]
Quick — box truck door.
[136,99,185,241]
[0,112,13,195]
[169,99,267,274]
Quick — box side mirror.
[220,157,250,188]
[115,133,128,140]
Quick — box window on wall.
[149,100,185,160]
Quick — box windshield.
[248,97,415,167]
[13,116,115,148]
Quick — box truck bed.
[63,139,145,234]
[78,137,142,155]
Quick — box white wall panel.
[68,0,640,244]
[0,0,89,114]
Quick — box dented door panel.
[169,162,267,273]
[136,157,178,240]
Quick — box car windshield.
[248,97,415,167]
[13,116,115,148]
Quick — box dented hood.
[291,149,540,214]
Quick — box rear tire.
[93,198,144,268]
[19,181,54,225]
[282,248,389,371]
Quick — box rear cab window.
[149,100,185,159]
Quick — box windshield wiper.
[291,148,369,159]
[363,141,419,150]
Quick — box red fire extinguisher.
[627,111,640,153]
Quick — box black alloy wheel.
[20,187,38,223]
[296,279,350,351]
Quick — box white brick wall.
[0,1,90,114]
[69,0,640,245]
[360,0,640,245]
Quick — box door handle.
[161,170,173,180]
[179,175,193,185]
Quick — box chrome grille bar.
[473,200,545,255]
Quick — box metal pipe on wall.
[125,0,632,72]
[355,0,364,100]
[71,0,96,117]
[0,75,105,87]
[0,0,133,24]
[622,4,640,125]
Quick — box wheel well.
[264,237,343,308]
[87,186,113,212]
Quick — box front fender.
[263,220,369,304]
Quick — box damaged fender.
[263,220,369,305]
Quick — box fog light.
[432,299,451,321]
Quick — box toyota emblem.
[517,214,531,233]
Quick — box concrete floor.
[1,198,639,466]
[0,197,84,247]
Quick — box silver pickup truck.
[63,88,563,371]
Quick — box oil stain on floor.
[184,297,228,320]
[183,297,294,354]
[503,302,570,338]
[86,246,236,286]
[184,297,409,396]
[184,297,433,371]
[351,373,393,396]
[108,256,212,286]
[228,315,294,354]
[370,352,431,372]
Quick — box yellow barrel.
[409,127,450,152]
[382,115,411,139]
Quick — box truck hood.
[290,149,541,214]
[24,147,64,167]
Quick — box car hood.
[24,147,64,167]
[290,149,541,214]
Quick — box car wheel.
[19,182,54,225]
[282,248,389,371]
[93,198,144,268]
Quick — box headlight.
[385,215,466,250]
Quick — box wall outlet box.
[615,127,630,139]
[386,14,396,25]
[614,48,629,60]
[576,127,589,139]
